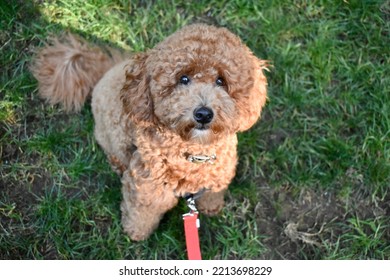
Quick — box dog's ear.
[238,57,268,132]
[120,53,155,127]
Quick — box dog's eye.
[216,77,225,87]
[179,75,190,85]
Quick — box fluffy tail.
[31,34,125,112]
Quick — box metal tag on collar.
[187,154,216,164]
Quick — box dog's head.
[121,24,268,144]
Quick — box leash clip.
[182,194,202,260]
[185,195,198,213]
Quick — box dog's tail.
[31,34,125,112]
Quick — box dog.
[31,24,268,241]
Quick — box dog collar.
[187,154,216,164]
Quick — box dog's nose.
[193,107,214,124]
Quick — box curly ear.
[238,58,268,132]
[120,53,155,127]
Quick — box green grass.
[1,0,389,259]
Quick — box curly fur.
[32,24,268,241]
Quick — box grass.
[1,0,389,259]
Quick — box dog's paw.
[199,204,224,216]
[123,227,151,241]
[196,190,225,216]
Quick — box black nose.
[193,107,214,124]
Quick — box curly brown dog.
[32,24,268,241]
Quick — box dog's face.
[150,62,236,144]
[121,24,267,144]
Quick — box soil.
[254,184,390,259]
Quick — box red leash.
[183,195,202,260]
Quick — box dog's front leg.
[120,170,178,241]
[196,188,227,216]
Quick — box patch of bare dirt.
[255,184,390,259]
